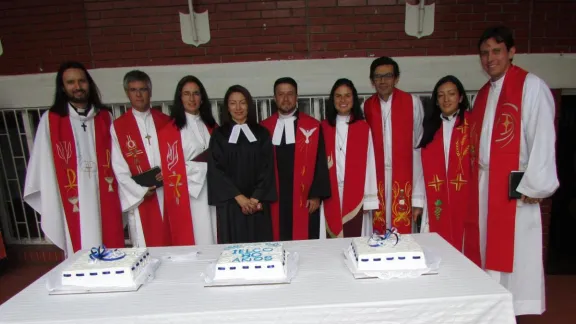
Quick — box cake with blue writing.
[213,242,287,281]
[350,234,427,271]
[61,247,150,288]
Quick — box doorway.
[547,94,576,274]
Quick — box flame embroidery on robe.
[166,141,182,205]
[56,141,79,212]
[392,181,412,227]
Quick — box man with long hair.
[111,70,171,247]
[261,77,331,241]
[23,61,124,257]
[470,26,558,318]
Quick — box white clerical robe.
[420,113,458,233]
[477,73,559,315]
[180,112,217,245]
[319,115,379,238]
[361,93,426,233]
[23,105,104,257]
[110,108,164,248]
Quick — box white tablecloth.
[0,233,515,324]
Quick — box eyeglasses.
[128,87,149,94]
[372,73,396,81]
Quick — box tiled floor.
[0,262,574,323]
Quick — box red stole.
[363,88,414,234]
[470,65,527,272]
[113,109,170,247]
[49,109,124,253]
[261,112,320,241]
[421,114,481,267]
[321,119,369,238]
[157,120,216,246]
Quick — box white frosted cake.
[350,235,427,271]
[213,242,287,281]
[61,248,150,288]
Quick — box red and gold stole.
[470,65,527,272]
[49,109,124,252]
[114,108,171,247]
[421,114,481,267]
[261,112,320,241]
[321,119,369,238]
[157,120,216,246]
[363,88,414,234]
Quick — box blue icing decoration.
[115,270,124,274]
[76,273,84,277]
[63,274,71,277]
[90,272,97,276]
[217,267,225,270]
[413,256,421,259]
[255,266,261,269]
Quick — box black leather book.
[132,166,163,188]
[508,171,524,199]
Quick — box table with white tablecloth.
[0,233,515,324]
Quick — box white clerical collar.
[279,109,297,119]
[68,103,95,121]
[185,111,202,121]
[132,108,151,119]
[229,123,257,144]
[272,111,297,145]
[336,114,350,124]
[379,93,393,104]
[490,72,506,89]
[441,112,458,122]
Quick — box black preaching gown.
[207,122,277,244]
[275,112,331,240]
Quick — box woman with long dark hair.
[157,75,219,245]
[418,75,480,266]
[207,85,277,243]
[320,78,378,238]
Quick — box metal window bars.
[0,92,476,245]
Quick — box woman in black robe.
[207,85,277,243]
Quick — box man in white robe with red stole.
[362,56,425,235]
[157,75,219,245]
[470,26,559,317]
[111,70,171,247]
[23,61,124,257]
[261,77,331,241]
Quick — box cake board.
[202,251,299,287]
[343,246,441,280]
[45,252,161,295]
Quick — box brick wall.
[0,0,575,75]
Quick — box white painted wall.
[0,54,575,109]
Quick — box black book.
[132,166,163,188]
[508,171,524,199]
